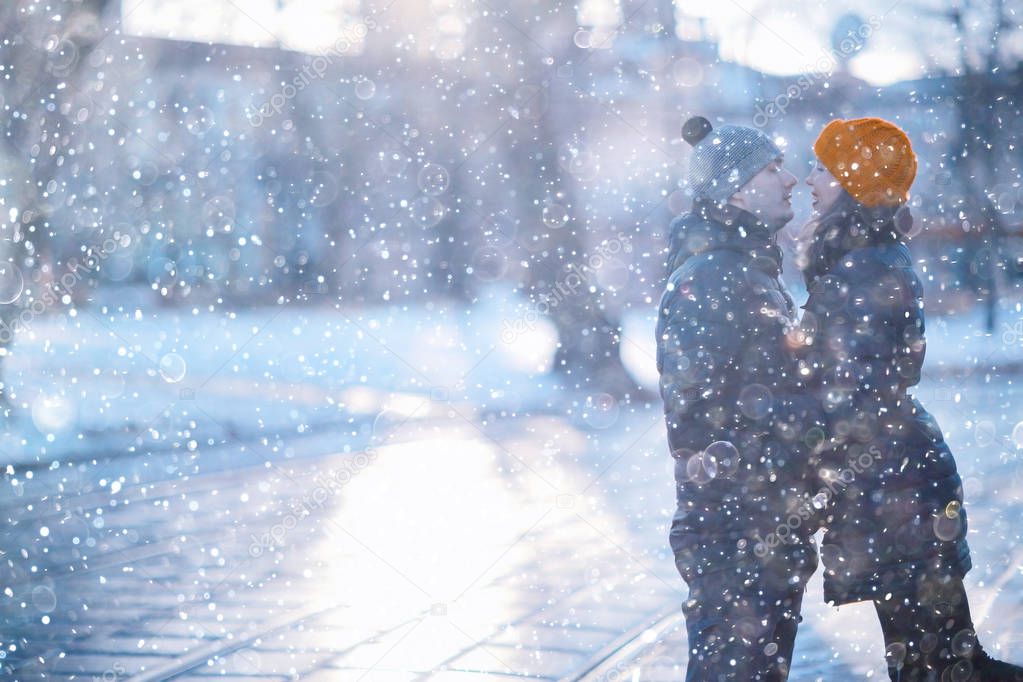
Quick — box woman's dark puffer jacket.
[800,240,972,605]
[657,201,824,585]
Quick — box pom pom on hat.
[682,116,713,147]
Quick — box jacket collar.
[693,200,775,246]
[666,199,783,277]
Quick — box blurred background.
[1,1,1022,680]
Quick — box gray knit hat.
[682,116,781,202]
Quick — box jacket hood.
[665,200,782,278]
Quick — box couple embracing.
[655,115,1023,681]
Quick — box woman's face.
[805,162,843,215]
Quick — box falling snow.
[1,1,1022,681]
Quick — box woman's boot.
[873,576,1023,681]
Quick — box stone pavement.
[3,366,1022,680]
[2,395,686,681]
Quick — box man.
[655,116,823,680]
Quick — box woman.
[800,117,1023,681]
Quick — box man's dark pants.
[671,512,816,681]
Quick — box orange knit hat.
[813,117,917,208]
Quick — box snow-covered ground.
[4,284,1021,472]
[2,284,570,469]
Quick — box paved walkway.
[3,399,686,680]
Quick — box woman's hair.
[802,189,906,284]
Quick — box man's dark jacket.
[656,201,823,585]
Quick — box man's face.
[727,157,797,230]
